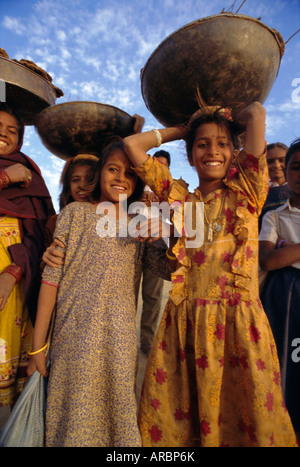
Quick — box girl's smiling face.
[0,111,19,156]
[189,122,235,185]
[99,149,137,205]
[266,146,287,184]
[286,150,300,196]
[70,164,92,202]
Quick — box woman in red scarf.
[0,104,55,407]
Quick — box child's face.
[189,123,234,183]
[286,150,300,195]
[70,164,92,202]
[266,147,287,183]
[99,150,137,205]
[0,111,19,156]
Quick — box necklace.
[203,191,226,242]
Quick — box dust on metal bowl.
[35,101,135,160]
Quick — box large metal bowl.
[141,14,284,127]
[35,101,135,160]
[0,56,57,125]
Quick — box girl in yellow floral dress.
[0,106,54,409]
[124,102,297,447]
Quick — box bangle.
[3,264,22,283]
[153,129,162,147]
[166,249,177,261]
[276,239,286,249]
[28,343,48,356]
[0,169,10,190]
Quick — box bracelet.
[0,169,11,190]
[276,239,286,249]
[28,343,48,356]
[153,129,162,147]
[3,264,22,283]
[166,249,177,261]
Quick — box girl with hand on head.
[260,138,300,439]
[42,113,146,268]
[0,104,54,408]
[27,141,171,447]
[124,102,297,447]
[42,154,98,267]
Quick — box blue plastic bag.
[0,370,48,447]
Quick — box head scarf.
[0,119,54,218]
[0,112,55,322]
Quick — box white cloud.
[83,57,102,73]
[60,47,71,60]
[56,30,67,42]
[266,97,300,143]
[102,62,120,82]
[2,16,27,35]
[54,76,66,88]
[2,0,299,205]
[79,81,105,98]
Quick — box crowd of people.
[0,101,299,447]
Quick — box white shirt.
[259,200,300,269]
[269,181,288,187]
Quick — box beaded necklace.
[203,191,226,242]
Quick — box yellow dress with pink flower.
[135,150,297,447]
[0,216,32,406]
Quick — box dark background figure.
[135,150,171,356]
[260,142,291,227]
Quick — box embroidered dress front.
[135,151,297,447]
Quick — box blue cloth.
[0,370,47,447]
[261,266,300,432]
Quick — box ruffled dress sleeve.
[134,156,174,202]
[223,148,269,293]
[225,148,269,216]
[134,156,192,305]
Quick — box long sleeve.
[226,148,269,216]
[134,156,174,202]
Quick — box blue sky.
[1,0,299,211]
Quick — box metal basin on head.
[0,56,57,125]
[35,101,135,160]
[141,14,284,127]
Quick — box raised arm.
[235,102,266,157]
[123,126,187,167]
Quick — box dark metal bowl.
[35,101,135,160]
[141,14,284,127]
[0,57,57,125]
